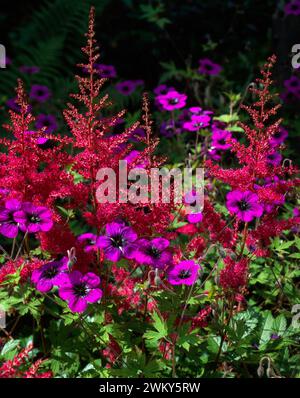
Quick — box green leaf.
[214,113,239,123]
[1,339,20,358]
[143,312,168,347]
[272,314,287,336]
[289,253,300,259]
[226,125,244,132]
[259,312,274,346]
[177,326,200,351]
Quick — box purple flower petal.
[85,288,102,303]
[82,272,100,288]
[0,223,19,238]
[36,279,53,293]
[68,296,88,313]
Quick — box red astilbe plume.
[63,7,139,230]
[64,8,174,235]
[206,56,299,252]
[0,257,46,285]
[206,55,299,193]
[119,93,175,235]
[248,212,300,255]
[219,257,249,292]
[190,306,212,329]
[0,343,52,378]
[0,80,73,211]
[202,198,233,248]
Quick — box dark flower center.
[273,132,281,138]
[249,244,256,252]
[166,125,175,132]
[178,270,191,279]
[73,282,88,297]
[218,139,226,145]
[238,200,250,211]
[111,234,125,248]
[169,98,179,105]
[205,64,213,70]
[147,246,161,259]
[42,265,58,279]
[29,214,41,224]
[7,211,17,224]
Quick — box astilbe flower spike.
[63,7,139,230]
[0,80,74,211]
[206,55,299,256]
[0,343,52,378]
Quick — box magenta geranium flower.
[167,260,200,286]
[115,80,141,95]
[266,151,282,166]
[94,63,117,78]
[183,114,210,131]
[124,150,140,164]
[96,222,137,262]
[0,189,10,201]
[13,203,53,233]
[157,90,187,111]
[226,190,263,222]
[124,150,147,168]
[134,238,172,269]
[187,213,203,224]
[25,130,48,145]
[208,148,222,161]
[284,76,300,93]
[77,233,98,252]
[58,271,102,313]
[29,85,51,103]
[198,58,222,76]
[270,127,288,147]
[6,98,32,113]
[35,114,57,133]
[293,207,300,217]
[154,84,174,96]
[31,257,68,293]
[160,120,182,137]
[284,0,300,15]
[0,199,22,238]
[211,128,232,150]
[130,127,146,142]
[189,106,203,115]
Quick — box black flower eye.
[238,200,250,211]
[178,270,191,279]
[73,283,88,297]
